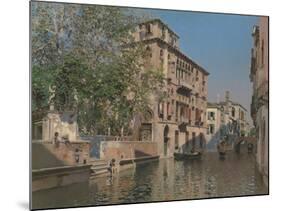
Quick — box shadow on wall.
[81,135,115,159]
[81,135,156,160]
[206,121,241,152]
[176,134,207,154]
[134,149,152,157]
[81,136,102,159]
[32,142,66,169]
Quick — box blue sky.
[134,8,258,124]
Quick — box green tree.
[31,2,165,136]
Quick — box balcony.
[178,117,191,132]
[194,120,204,127]
[178,116,190,124]
[177,79,192,96]
[177,79,192,90]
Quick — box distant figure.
[217,140,226,160]
[109,158,116,176]
[190,146,196,154]
[54,132,60,147]
[62,135,71,145]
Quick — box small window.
[209,124,215,134]
[161,25,166,39]
[160,49,164,58]
[208,112,215,120]
[158,102,164,118]
[146,24,152,34]
[232,108,235,117]
[175,131,179,149]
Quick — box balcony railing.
[194,120,204,127]
[179,117,190,124]
[177,79,193,91]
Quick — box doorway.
[164,125,169,157]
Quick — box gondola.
[217,141,227,160]
[174,151,202,161]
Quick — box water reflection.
[32,152,268,209]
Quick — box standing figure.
[54,132,60,147]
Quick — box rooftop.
[219,100,248,112]
[136,19,209,76]
[139,18,180,38]
[207,102,222,109]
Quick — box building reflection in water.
[32,152,268,210]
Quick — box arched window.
[146,24,152,34]
[232,107,235,117]
[143,109,153,122]
[158,102,164,118]
[160,49,164,58]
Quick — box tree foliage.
[31,2,165,136]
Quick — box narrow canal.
[32,152,268,209]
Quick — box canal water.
[32,152,268,210]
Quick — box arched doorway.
[164,125,169,157]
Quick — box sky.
[133,8,259,124]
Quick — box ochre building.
[132,19,209,158]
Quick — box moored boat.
[174,151,202,161]
[217,140,227,160]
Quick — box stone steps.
[91,165,109,171]
[90,159,109,177]
[90,159,108,166]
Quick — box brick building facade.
[250,17,269,186]
[132,19,209,158]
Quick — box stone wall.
[100,141,158,161]
[256,105,268,186]
[32,165,91,192]
[153,123,177,158]
[32,141,90,170]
